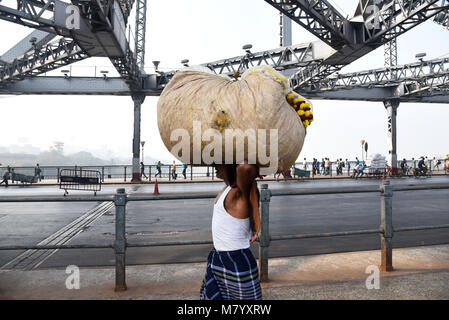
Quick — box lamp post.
[360,140,365,162]
[364,141,368,161]
[141,141,145,163]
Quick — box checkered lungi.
[200,248,262,300]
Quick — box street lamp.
[181,59,189,67]
[415,52,426,62]
[100,70,109,79]
[61,69,70,79]
[360,140,365,162]
[141,141,145,163]
[242,44,252,54]
[152,60,160,72]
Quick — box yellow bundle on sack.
[157,65,313,174]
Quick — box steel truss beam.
[0,76,160,95]
[302,57,449,90]
[289,0,448,90]
[0,0,67,35]
[264,0,351,49]
[433,4,449,29]
[161,41,333,82]
[134,0,147,70]
[70,0,140,90]
[361,0,446,44]
[0,37,88,84]
[1,73,448,103]
[0,0,141,90]
[0,30,55,63]
[301,57,449,101]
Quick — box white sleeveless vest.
[212,186,251,251]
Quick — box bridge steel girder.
[433,4,449,29]
[134,0,147,71]
[1,74,449,103]
[0,0,141,90]
[300,57,449,91]
[71,0,140,90]
[300,57,449,102]
[0,37,88,84]
[0,30,55,63]
[161,41,334,82]
[264,0,352,49]
[0,0,72,35]
[299,86,449,103]
[289,0,448,90]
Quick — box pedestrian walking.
[433,157,441,172]
[182,163,187,179]
[0,170,9,187]
[155,161,162,178]
[356,162,367,179]
[400,159,407,175]
[140,162,148,180]
[320,158,325,175]
[351,163,361,178]
[171,161,177,180]
[200,163,261,300]
[35,163,42,182]
[303,158,308,171]
[424,156,430,174]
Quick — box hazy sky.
[0,0,448,164]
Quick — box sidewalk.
[1,244,448,300]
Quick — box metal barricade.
[59,168,101,196]
[0,181,448,291]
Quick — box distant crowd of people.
[140,160,188,181]
[0,163,42,187]
[399,156,442,176]
[1,156,448,186]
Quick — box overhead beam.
[301,57,449,91]
[0,0,73,35]
[161,41,334,83]
[264,0,352,49]
[305,86,449,103]
[0,37,88,84]
[0,76,161,95]
[0,30,55,63]
[433,5,449,29]
[290,0,448,90]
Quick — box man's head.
[214,164,237,185]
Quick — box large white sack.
[157,66,310,173]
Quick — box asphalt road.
[0,176,448,269]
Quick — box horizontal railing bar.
[394,224,449,232]
[0,196,114,202]
[392,184,449,192]
[0,244,114,250]
[127,240,214,247]
[271,229,382,241]
[0,184,448,203]
[127,193,218,201]
[1,225,447,251]
[270,186,380,196]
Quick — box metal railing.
[1,159,447,184]
[0,181,448,290]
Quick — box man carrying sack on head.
[199,162,262,300]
